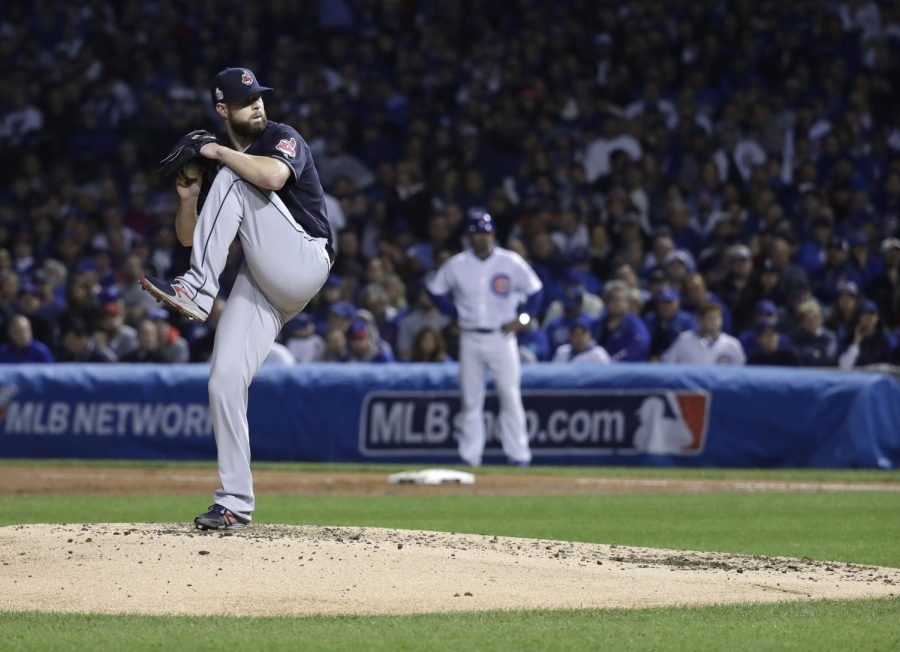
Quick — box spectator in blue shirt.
[595,281,650,362]
[545,286,594,356]
[0,315,53,363]
[643,287,696,360]
[739,299,789,356]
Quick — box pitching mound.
[1,524,898,617]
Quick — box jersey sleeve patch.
[275,137,297,158]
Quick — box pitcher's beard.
[232,116,267,140]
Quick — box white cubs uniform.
[428,247,542,466]
[661,330,746,365]
[552,342,611,363]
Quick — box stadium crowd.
[2,0,900,369]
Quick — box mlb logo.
[241,71,253,85]
[490,273,510,296]
[632,391,708,454]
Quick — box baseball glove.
[158,130,220,209]
[158,130,218,178]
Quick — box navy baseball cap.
[836,280,859,296]
[755,299,777,316]
[861,299,879,314]
[656,287,679,303]
[287,313,314,331]
[562,286,584,309]
[347,317,370,339]
[210,68,273,105]
[467,210,495,233]
[571,314,594,331]
[329,301,356,319]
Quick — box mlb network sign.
[359,389,709,457]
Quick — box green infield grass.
[1,463,898,651]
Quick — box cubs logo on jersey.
[490,273,510,296]
[275,137,297,158]
[241,71,253,85]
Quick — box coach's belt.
[325,241,336,266]
[463,328,499,334]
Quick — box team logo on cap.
[489,273,510,296]
[215,87,224,101]
[275,137,297,158]
[241,71,253,85]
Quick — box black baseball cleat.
[194,504,249,531]
[139,275,209,323]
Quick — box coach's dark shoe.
[139,275,209,323]
[194,504,249,531]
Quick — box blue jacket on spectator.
[595,313,650,362]
[0,340,53,363]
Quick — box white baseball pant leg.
[484,332,531,464]
[458,332,531,466]
[458,332,488,466]
[177,167,332,520]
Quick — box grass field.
[2,462,899,651]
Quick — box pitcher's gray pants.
[177,167,332,521]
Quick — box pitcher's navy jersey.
[247,121,332,241]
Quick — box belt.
[325,241,336,266]
[463,328,499,334]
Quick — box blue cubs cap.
[755,299,777,315]
[562,286,584,309]
[656,287,679,303]
[210,67,273,105]
[287,313,314,331]
[571,314,594,331]
[347,317,370,339]
[329,301,356,319]
[836,280,859,296]
[860,299,879,314]
[467,209,495,233]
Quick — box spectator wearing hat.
[283,314,325,363]
[755,257,788,308]
[714,244,758,333]
[0,314,53,363]
[747,320,799,367]
[346,317,394,363]
[662,249,695,287]
[796,214,834,275]
[553,315,611,363]
[847,232,884,288]
[661,303,745,365]
[16,281,57,351]
[319,300,356,337]
[545,286,594,356]
[57,319,116,363]
[643,287,696,360]
[812,236,859,304]
[838,300,896,369]
[789,299,838,367]
[825,281,861,343]
[866,238,900,330]
[542,271,605,325]
[98,288,138,360]
[738,300,790,356]
[594,281,650,362]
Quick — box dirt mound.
[1,524,897,616]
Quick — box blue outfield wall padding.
[0,363,898,469]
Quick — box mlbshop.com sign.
[359,389,710,457]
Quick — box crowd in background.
[2,0,900,369]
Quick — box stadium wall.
[0,364,897,469]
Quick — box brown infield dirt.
[1,464,899,617]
